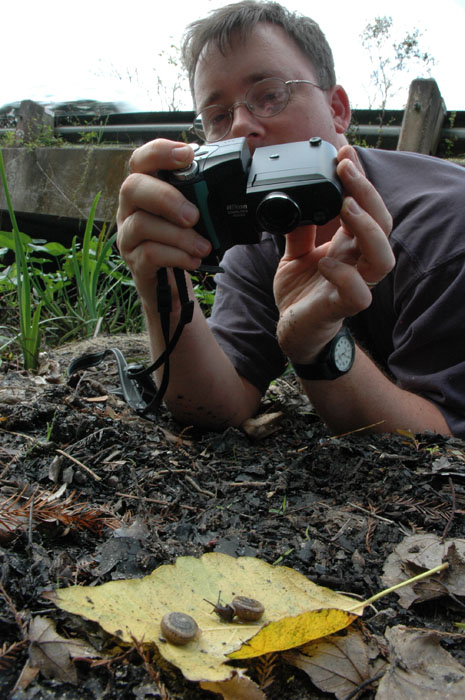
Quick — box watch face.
[334,336,354,371]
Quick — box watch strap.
[292,326,355,380]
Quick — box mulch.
[1,334,464,699]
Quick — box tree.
[95,43,191,112]
[360,16,436,111]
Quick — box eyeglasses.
[192,77,322,143]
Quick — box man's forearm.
[143,297,261,429]
[301,345,452,436]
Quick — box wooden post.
[15,100,54,145]
[397,79,447,155]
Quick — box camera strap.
[67,267,194,418]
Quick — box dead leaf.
[28,616,102,684]
[200,670,266,699]
[284,627,386,699]
[376,625,465,699]
[382,534,465,608]
[47,553,362,683]
[241,412,284,439]
[12,660,40,692]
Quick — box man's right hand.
[116,139,212,308]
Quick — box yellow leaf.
[46,553,361,682]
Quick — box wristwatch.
[292,327,355,380]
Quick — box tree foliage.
[360,16,436,110]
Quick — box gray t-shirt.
[208,148,465,437]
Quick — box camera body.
[159,136,342,268]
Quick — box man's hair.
[181,0,336,100]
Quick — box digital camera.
[160,136,342,269]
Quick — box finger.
[318,256,373,315]
[128,139,195,175]
[124,231,205,275]
[281,224,317,260]
[337,144,364,174]
[117,171,200,229]
[118,209,211,266]
[337,151,392,236]
[338,197,395,281]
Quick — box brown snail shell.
[204,593,265,622]
[231,596,265,621]
[160,611,199,645]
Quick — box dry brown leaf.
[11,660,40,692]
[376,625,465,699]
[284,627,386,699]
[200,671,266,699]
[28,616,102,684]
[29,616,79,684]
[382,534,465,608]
[241,412,284,439]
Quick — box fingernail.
[345,197,362,215]
[172,145,191,165]
[195,237,211,257]
[181,200,198,224]
[345,159,359,178]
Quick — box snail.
[159,611,200,645]
[204,592,265,622]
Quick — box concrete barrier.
[0,145,132,224]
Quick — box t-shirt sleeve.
[355,148,465,438]
[388,255,465,437]
[207,238,286,394]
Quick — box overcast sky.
[2,0,464,111]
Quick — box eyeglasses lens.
[194,78,290,142]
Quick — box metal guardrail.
[1,103,464,156]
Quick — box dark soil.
[1,334,464,699]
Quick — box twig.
[327,420,386,441]
[131,636,172,698]
[0,581,26,636]
[227,481,269,488]
[115,492,169,505]
[184,475,215,498]
[441,477,457,541]
[342,670,385,700]
[348,502,396,524]
[27,497,34,547]
[55,448,102,481]
[115,492,197,511]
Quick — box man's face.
[193,23,349,155]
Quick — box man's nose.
[229,104,263,139]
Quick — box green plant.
[269,495,287,516]
[361,16,435,112]
[70,194,114,336]
[0,131,16,147]
[441,111,458,158]
[272,547,294,566]
[0,122,65,150]
[0,149,42,369]
[191,272,216,315]
[0,157,215,362]
[78,115,110,145]
[0,196,145,364]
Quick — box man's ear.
[329,85,351,134]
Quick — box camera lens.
[255,192,301,234]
